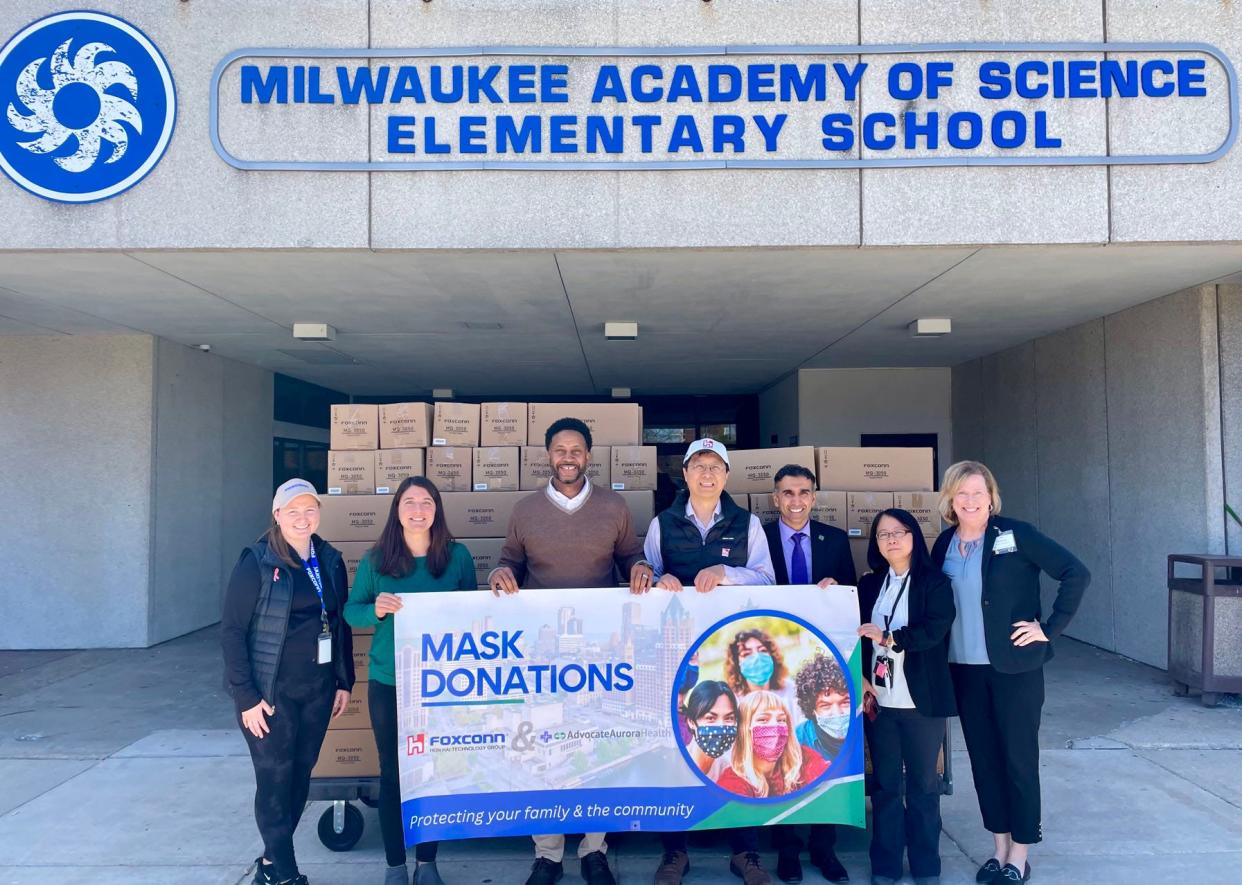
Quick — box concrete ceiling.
[2,244,1242,396]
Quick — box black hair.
[684,679,738,724]
[773,464,817,486]
[865,507,934,578]
[544,417,592,451]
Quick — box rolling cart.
[308,775,381,851]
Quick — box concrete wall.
[0,1,1237,249]
[1220,286,1242,554]
[0,335,155,648]
[758,373,800,447]
[0,334,273,649]
[953,285,1230,668]
[796,367,954,467]
[147,341,274,645]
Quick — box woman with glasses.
[857,509,956,885]
[931,462,1090,885]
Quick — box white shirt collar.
[546,480,591,513]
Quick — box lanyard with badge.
[300,541,333,665]
[873,573,909,689]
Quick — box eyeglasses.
[876,530,911,542]
[687,463,726,475]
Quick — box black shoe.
[975,858,1003,883]
[998,863,1030,883]
[252,858,275,885]
[581,851,615,885]
[776,849,803,884]
[525,857,564,885]
[811,850,849,883]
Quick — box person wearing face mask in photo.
[858,509,957,885]
[681,680,739,778]
[716,690,830,799]
[724,629,800,718]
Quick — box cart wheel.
[360,795,379,809]
[1173,682,1189,697]
[318,802,364,851]
[1201,692,1220,708]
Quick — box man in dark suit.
[762,464,856,884]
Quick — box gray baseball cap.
[272,477,321,512]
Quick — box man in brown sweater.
[488,416,653,885]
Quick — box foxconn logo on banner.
[0,11,176,203]
[408,733,426,755]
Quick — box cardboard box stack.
[324,401,654,598]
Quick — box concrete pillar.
[1219,285,1242,555]
[0,334,273,649]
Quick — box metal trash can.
[1167,554,1242,707]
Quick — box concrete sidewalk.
[1,632,1240,884]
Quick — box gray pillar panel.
[980,342,1039,521]
[0,335,154,648]
[1034,319,1114,651]
[219,361,276,608]
[1220,286,1242,555]
[1105,286,1224,668]
[148,340,226,645]
[951,358,986,464]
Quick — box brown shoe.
[730,851,773,885]
[654,849,689,885]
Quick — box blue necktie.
[791,532,809,584]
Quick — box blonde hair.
[729,690,803,798]
[938,460,1002,525]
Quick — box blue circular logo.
[0,11,176,203]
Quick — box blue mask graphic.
[739,651,775,686]
[816,711,851,740]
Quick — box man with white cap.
[642,438,775,593]
[639,439,775,885]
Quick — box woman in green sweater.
[344,476,476,885]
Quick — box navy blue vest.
[243,535,345,704]
[656,492,751,582]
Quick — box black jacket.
[859,568,957,718]
[931,516,1090,674]
[221,534,354,709]
[763,519,857,586]
[656,491,752,582]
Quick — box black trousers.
[864,705,946,880]
[661,827,758,855]
[772,822,837,857]
[240,667,335,880]
[950,663,1044,845]
[369,680,438,866]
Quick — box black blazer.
[931,515,1090,674]
[763,519,857,586]
[859,569,957,718]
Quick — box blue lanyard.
[300,542,329,632]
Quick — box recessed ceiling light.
[605,322,638,340]
[908,318,952,338]
[292,323,336,341]
[432,388,454,399]
[611,387,632,398]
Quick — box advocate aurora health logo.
[0,10,175,203]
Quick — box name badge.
[993,530,1017,555]
[317,631,333,665]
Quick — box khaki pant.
[531,832,608,863]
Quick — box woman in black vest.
[931,462,1089,885]
[857,509,956,885]
[222,478,355,885]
